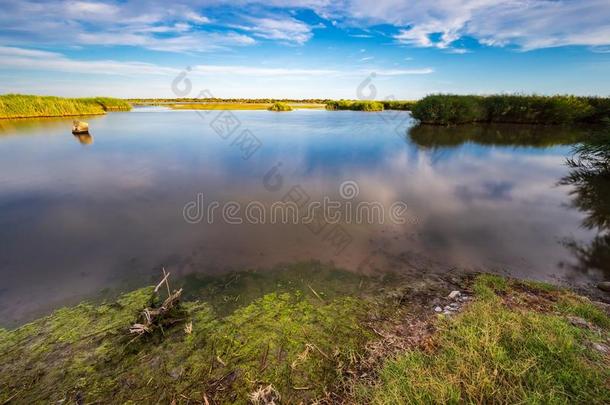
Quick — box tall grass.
[412,94,610,125]
[381,100,416,111]
[0,94,131,119]
[325,100,384,111]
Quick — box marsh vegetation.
[325,100,384,111]
[268,102,293,111]
[412,94,610,125]
[0,268,607,404]
[0,95,131,119]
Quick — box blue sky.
[0,0,609,98]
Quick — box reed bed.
[412,94,610,125]
[325,100,384,111]
[0,94,131,119]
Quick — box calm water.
[0,109,606,325]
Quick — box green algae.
[0,282,372,404]
[2,270,609,404]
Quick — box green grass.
[381,100,416,111]
[268,102,293,111]
[368,274,610,404]
[0,276,372,403]
[412,94,610,125]
[0,94,131,119]
[557,294,610,329]
[325,100,384,111]
[2,270,608,404]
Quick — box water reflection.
[0,110,603,325]
[73,133,93,145]
[409,123,590,149]
[559,131,610,280]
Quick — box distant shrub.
[412,94,610,125]
[268,102,293,111]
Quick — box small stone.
[434,306,443,313]
[448,290,461,299]
[597,282,610,292]
[568,316,590,329]
[592,343,608,353]
[169,367,184,380]
[443,310,452,315]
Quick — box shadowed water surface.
[0,109,606,325]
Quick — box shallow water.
[0,109,606,325]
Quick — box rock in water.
[597,282,610,292]
[72,120,89,134]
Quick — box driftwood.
[130,268,183,336]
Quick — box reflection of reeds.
[560,131,610,277]
[409,122,591,148]
[0,94,131,119]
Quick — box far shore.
[2,94,610,126]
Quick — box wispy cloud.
[0,0,252,53]
[335,0,610,51]
[234,16,317,45]
[0,46,179,75]
[2,1,609,54]
[0,46,434,78]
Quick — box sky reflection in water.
[0,109,603,324]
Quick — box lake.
[0,108,606,325]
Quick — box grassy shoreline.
[3,94,610,126]
[0,95,131,119]
[1,266,608,404]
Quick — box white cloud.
[373,68,433,75]
[336,0,610,51]
[0,46,179,75]
[239,16,315,45]
[0,0,246,53]
[2,0,608,53]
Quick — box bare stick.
[155,270,171,293]
[163,267,171,297]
